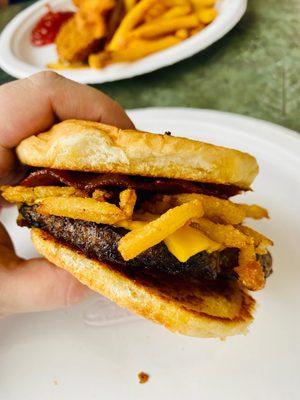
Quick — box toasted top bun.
[16,120,258,189]
[32,228,255,338]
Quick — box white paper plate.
[0,0,247,83]
[1,108,299,400]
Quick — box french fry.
[192,218,253,248]
[89,51,111,68]
[119,188,137,218]
[155,5,192,21]
[194,194,246,224]
[37,197,125,224]
[0,186,85,204]
[239,243,256,265]
[108,0,161,50]
[144,2,168,21]
[191,0,216,9]
[190,24,205,35]
[235,245,266,291]
[165,0,191,6]
[239,204,269,219]
[89,35,181,68]
[118,199,203,261]
[128,15,199,40]
[175,29,189,39]
[146,194,269,224]
[77,0,115,23]
[108,0,187,50]
[92,189,111,201]
[124,0,138,13]
[106,0,126,43]
[145,193,246,224]
[168,193,247,224]
[165,0,191,5]
[197,8,217,24]
[236,225,273,254]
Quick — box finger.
[0,71,134,149]
[0,257,90,316]
[0,221,16,252]
[0,213,89,316]
[0,71,134,183]
[0,147,27,185]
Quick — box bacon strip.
[20,169,242,198]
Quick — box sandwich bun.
[16,119,258,190]
[32,228,255,338]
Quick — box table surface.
[0,0,299,132]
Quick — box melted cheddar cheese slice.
[117,220,221,262]
[164,225,221,262]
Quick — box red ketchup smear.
[31,5,74,46]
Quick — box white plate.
[1,108,299,400]
[0,0,247,83]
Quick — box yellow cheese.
[117,220,221,262]
[164,225,221,262]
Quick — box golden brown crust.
[31,228,255,338]
[16,120,258,189]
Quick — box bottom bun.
[31,228,255,338]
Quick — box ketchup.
[31,5,74,47]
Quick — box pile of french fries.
[53,0,218,69]
[1,184,272,291]
[90,0,218,68]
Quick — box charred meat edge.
[20,205,272,284]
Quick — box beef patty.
[20,205,272,284]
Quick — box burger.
[1,120,273,338]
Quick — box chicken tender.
[56,0,115,63]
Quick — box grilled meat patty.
[20,205,272,283]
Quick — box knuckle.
[28,70,62,86]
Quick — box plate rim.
[0,0,247,83]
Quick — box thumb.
[0,217,90,316]
[0,256,90,316]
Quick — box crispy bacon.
[20,169,242,198]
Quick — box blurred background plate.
[0,108,299,400]
[0,0,247,83]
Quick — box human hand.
[0,71,134,316]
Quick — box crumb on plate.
[138,372,149,384]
